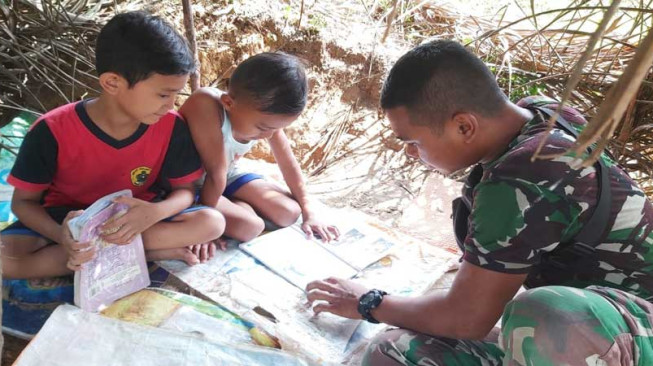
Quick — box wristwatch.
[357,289,388,323]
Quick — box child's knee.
[1,247,36,279]
[270,199,301,227]
[2,252,16,278]
[248,215,265,239]
[194,209,226,239]
[231,214,264,242]
[1,235,47,257]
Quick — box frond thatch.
[389,0,653,193]
[0,0,115,125]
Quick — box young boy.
[1,11,225,280]
[307,40,653,365]
[180,53,339,243]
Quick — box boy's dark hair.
[229,52,308,115]
[96,11,195,87]
[380,40,506,130]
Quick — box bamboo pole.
[181,0,200,92]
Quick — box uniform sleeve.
[7,120,58,191]
[462,177,579,274]
[160,116,203,186]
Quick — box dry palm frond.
[573,26,653,166]
[531,0,622,161]
[386,0,653,194]
[0,0,117,124]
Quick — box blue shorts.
[1,205,211,238]
[223,173,264,198]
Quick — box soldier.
[306,40,653,365]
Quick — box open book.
[239,224,395,291]
[67,189,150,312]
[158,210,457,364]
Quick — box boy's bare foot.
[189,242,217,263]
[216,238,228,251]
[146,248,200,266]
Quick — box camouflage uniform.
[363,96,653,365]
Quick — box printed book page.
[68,189,150,312]
[239,220,399,290]
[239,226,359,291]
[14,304,310,366]
[158,210,457,364]
[317,226,396,271]
[159,247,362,364]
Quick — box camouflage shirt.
[463,96,653,300]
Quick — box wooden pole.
[181,0,200,91]
[298,0,305,28]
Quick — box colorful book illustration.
[67,189,150,312]
[14,302,310,366]
[101,288,280,349]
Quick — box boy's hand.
[101,197,160,244]
[301,214,340,242]
[61,210,95,271]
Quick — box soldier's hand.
[306,277,369,319]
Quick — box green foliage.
[0,111,36,169]
[307,13,327,32]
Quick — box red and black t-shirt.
[8,100,203,208]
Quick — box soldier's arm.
[307,260,527,340]
[371,261,527,339]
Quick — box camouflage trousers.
[363,286,653,366]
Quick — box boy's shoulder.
[155,110,190,137]
[35,101,80,127]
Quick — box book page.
[239,227,359,290]
[318,227,396,270]
[159,247,362,364]
[158,209,458,364]
[15,305,309,366]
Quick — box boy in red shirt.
[2,11,225,280]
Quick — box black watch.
[357,289,387,323]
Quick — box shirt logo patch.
[130,167,151,187]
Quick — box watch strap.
[358,289,387,323]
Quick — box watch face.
[361,292,376,306]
